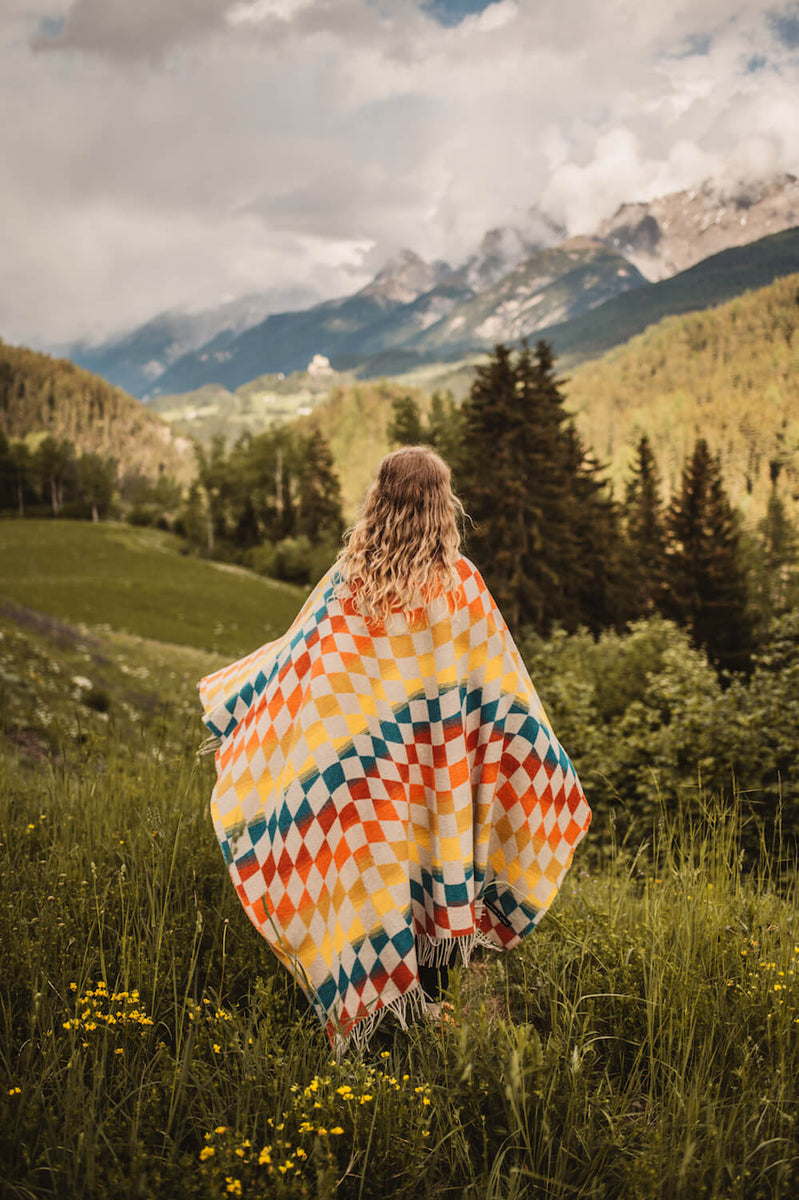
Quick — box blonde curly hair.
[336,446,465,623]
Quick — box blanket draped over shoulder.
[198,557,590,1046]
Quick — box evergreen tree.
[426,391,462,465]
[664,438,752,673]
[458,339,620,634]
[560,423,628,633]
[295,430,344,545]
[457,343,525,625]
[0,432,13,511]
[34,436,76,515]
[387,395,424,447]
[623,434,667,615]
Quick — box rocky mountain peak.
[597,173,799,281]
[464,207,567,292]
[358,249,452,306]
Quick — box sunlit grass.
[0,519,304,657]
[1,555,798,1197]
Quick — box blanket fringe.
[337,984,428,1059]
[416,929,499,968]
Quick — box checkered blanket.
[198,557,590,1046]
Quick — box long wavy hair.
[336,446,465,623]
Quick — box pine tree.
[458,340,620,634]
[623,434,667,615]
[387,395,424,447]
[295,430,344,545]
[457,343,526,626]
[560,424,628,633]
[664,438,752,673]
[426,391,462,464]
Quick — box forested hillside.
[299,273,799,529]
[0,340,192,482]
[567,272,799,523]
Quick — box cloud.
[3,0,799,349]
[32,0,234,60]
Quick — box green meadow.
[1,521,798,1199]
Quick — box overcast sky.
[2,0,798,349]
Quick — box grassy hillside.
[1,538,798,1197]
[0,520,304,658]
[298,272,799,527]
[0,339,193,482]
[566,272,799,522]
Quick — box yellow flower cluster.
[62,981,154,1037]
[198,1062,435,1186]
[733,940,798,1021]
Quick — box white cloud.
[1,0,798,348]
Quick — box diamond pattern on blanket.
[199,557,590,1045]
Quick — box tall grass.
[0,592,797,1198]
[1,719,797,1198]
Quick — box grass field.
[1,522,798,1199]
[0,520,304,659]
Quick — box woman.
[199,447,590,1048]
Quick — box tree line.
[389,341,799,676]
[4,337,797,667]
[0,432,118,523]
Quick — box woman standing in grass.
[199,446,590,1048]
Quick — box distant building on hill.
[307,354,334,377]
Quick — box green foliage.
[387,394,424,446]
[458,341,625,635]
[664,438,753,673]
[184,426,344,585]
[522,612,799,847]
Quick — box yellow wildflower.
[199,1147,215,1161]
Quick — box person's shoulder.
[455,555,478,581]
[455,556,487,590]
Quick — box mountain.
[405,237,646,356]
[461,207,567,291]
[151,250,452,397]
[61,174,799,399]
[153,237,640,394]
[597,173,799,281]
[521,224,799,369]
[62,209,564,400]
[0,339,193,481]
[66,289,315,399]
